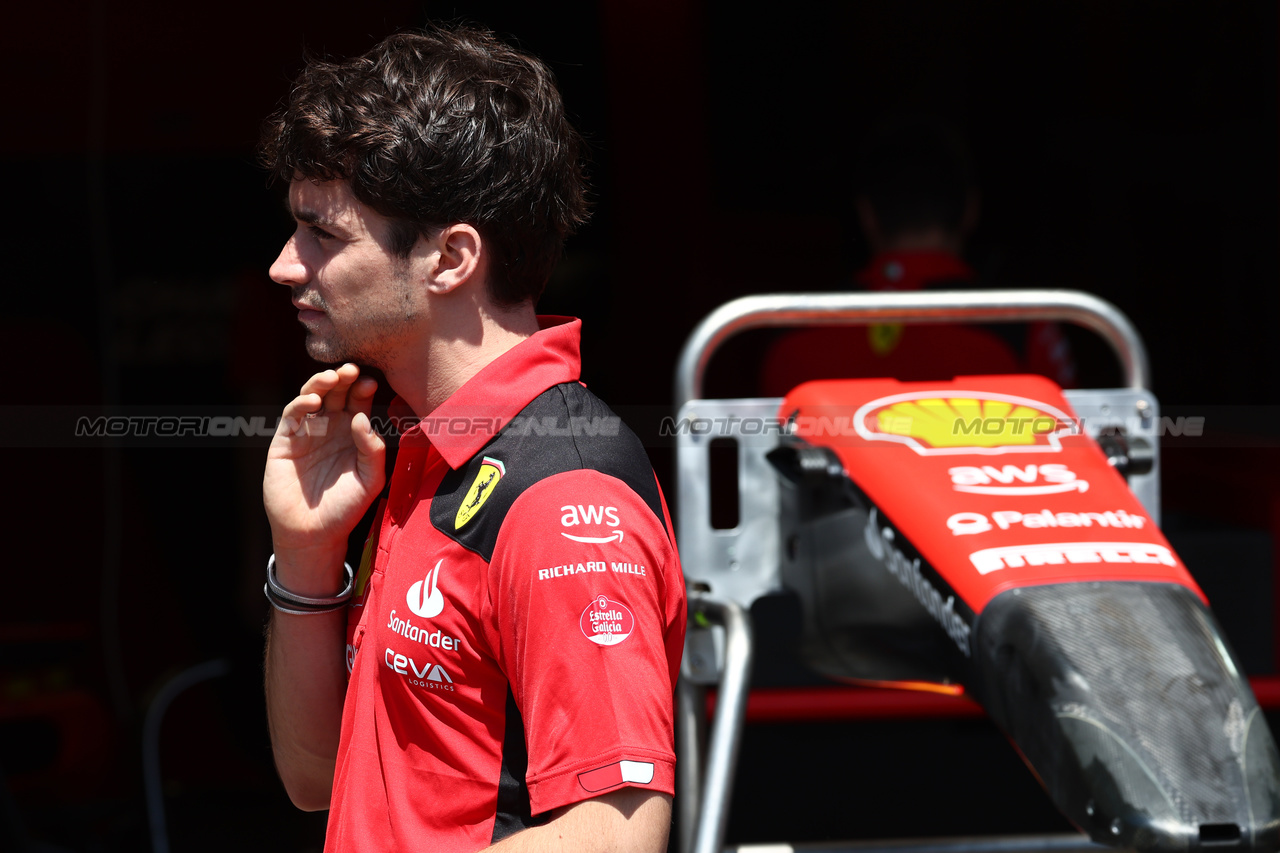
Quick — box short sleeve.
[484,468,686,815]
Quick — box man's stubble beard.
[295,276,419,370]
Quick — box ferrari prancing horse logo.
[455,456,506,529]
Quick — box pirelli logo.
[969,541,1178,575]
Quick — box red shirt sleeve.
[483,468,686,815]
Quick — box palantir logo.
[407,559,445,619]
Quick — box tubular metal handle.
[683,595,754,853]
[674,289,1149,405]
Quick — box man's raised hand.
[264,364,386,589]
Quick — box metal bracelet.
[265,553,355,609]
[262,585,349,615]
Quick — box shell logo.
[853,391,1079,456]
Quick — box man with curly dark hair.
[259,26,685,852]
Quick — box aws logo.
[561,504,624,545]
[853,391,1079,456]
[949,463,1088,496]
[456,456,505,529]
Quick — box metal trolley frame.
[673,290,1158,853]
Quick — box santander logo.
[407,560,445,619]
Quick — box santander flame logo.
[407,560,445,619]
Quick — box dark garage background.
[3,2,1278,850]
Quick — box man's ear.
[424,224,483,295]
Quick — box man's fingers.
[351,412,387,487]
[348,375,379,418]
[299,369,340,397]
[293,365,363,416]
[323,363,363,413]
[351,412,385,456]
[280,392,325,427]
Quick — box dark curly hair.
[259,26,590,305]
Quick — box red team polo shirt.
[327,317,686,852]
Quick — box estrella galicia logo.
[580,595,634,646]
[456,456,505,529]
[407,559,445,619]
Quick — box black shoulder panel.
[430,382,667,562]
